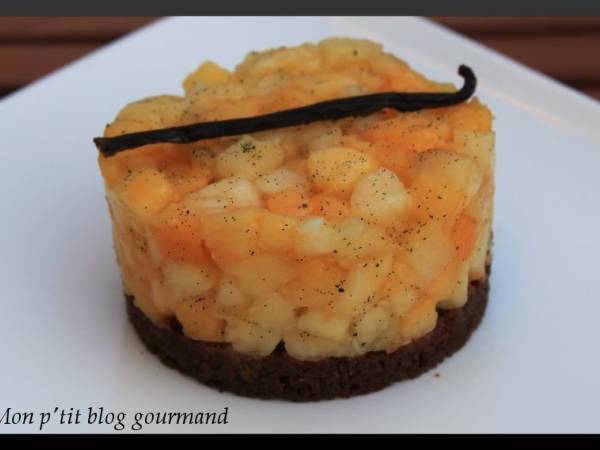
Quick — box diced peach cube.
[121,168,175,218]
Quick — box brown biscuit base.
[126,271,489,401]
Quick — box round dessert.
[97,38,495,401]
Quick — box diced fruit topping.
[101,38,494,360]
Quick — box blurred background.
[0,17,599,100]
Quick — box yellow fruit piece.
[453,129,495,172]
[337,252,393,316]
[345,136,413,184]
[409,149,483,221]
[105,96,185,136]
[378,276,418,318]
[390,254,420,285]
[402,220,456,285]
[469,216,492,280]
[397,297,438,342]
[412,149,482,194]
[465,177,494,219]
[360,111,451,153]
[174,298,224,342]
[162,261,218,302]
[256,168,309,195]
[121,168,175,218]
[245,293,294,332]
[307,75,359,98]
[295,123,343,153]
[443,98,494,132]
[214,276,251,313]
[236,44,321,78]
[307,146,378,195]
[258,212,298,253]
[165,164,212,197]
[318,38,382,64]
[351,167,411,225]
[98,154,124,189]
[283,257,346,309]
[225,317,281,357]
[150,278,174,316]
[433,261,470,309]
[186,176,262,213]
[333,218,390,267]
[353,307,390,350]
[452,214,478,261]
[297,310,351,342]
[224,255,296,298]
[215,136,284,181]
[465,180,494,279]
[130,289,164,326]
[150,204,209,265]
[409,172,466,221]
[283,329,354,361]
[105,145,191,191]
[184,61,231,93]
[200,207,263,262]
[295,217,339,256]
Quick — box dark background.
[1,17,599,100]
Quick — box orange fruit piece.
[452,214,477,261]
[267,190,312,217]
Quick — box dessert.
[96,38,494,401]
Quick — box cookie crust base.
[126,271,489,401]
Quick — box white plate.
[1,17,599,434]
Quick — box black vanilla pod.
[94,65,476,157]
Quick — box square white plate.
[1,17,600,434]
